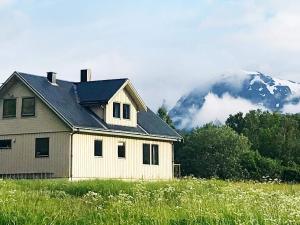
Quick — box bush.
[240,151,282,181]
[176,124,251,180]
[282,166,300,182]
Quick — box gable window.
[94,140,103,157]
[21,97,35,117]
[0,140,12,149]
[35,138,49,158]
[118,142,126,158]
[151,144,159,165]
[123,104,130,119]
[143,144,150,164]
[3,99,16,118]
[113,102,121,118]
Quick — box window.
[3,99,16,118]
[151,144,159,165]
[113,102,120,118]
[35,138,49,158]
[123,104,130,119]
[94,140,103,157]
[21,97,35,117]
[142,144,159,165]
[0,140,12,149]
[118,142,125,158]
[143,144,150,164]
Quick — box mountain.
[169,71,300,129]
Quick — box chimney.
[80,69,92,82]
[47,72,57,84]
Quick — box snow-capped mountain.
[169,72,300,129]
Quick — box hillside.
[170,72,300,129]
[0,179,299,224]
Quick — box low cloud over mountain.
[169,71,300,129]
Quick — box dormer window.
[123,104,130,119]
[113,102,120,118]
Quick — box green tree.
[157,104,175,128]
[175,124,251,179]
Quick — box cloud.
[0,0,13,8]
[191,93,266,127]
[282,102,300,114]
[1,1,300,111]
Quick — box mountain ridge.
[169,72,300,129]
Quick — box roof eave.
[75,126,181,142]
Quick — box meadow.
[0,179,299,225]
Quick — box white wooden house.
[0,70,181,180]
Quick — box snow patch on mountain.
[169,71,300,129]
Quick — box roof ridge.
[17,71,129,84]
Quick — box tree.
[157,104,175,129]
[175,124,251,179]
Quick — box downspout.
[172,142,175,179]
[70,129,79,181]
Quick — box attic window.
[21,97,35,117]
[123,104,130,119]
[113,102,120,118]
[3,99,16,118]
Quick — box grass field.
[0,179,299,225]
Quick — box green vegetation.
[175,110,300,182]
[0,179,299,225]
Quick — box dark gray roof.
[16,72,181,140]
[76,79,127,105]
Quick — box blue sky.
[1,0,300,109]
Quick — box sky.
[1,0,300,110]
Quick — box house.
[0,70,181,180]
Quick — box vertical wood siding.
[0,132,71,178]
[72,133,173,180]
[105,87,138,127]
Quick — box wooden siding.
[72,133,173,180]
[105,87,138,127]
[0,132,71,178]
[0,79,70,135]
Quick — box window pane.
[143,144,150,164]
[113,102,120,118]
[123,104,130,119]
[0,140,12,149]
[3,99,16,118]
[35,138,49,157]
[118,142,125,158]
[94,140,103,157]
[22,97,35,116]
[151,145,159,165]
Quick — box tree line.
[157,106,300,182]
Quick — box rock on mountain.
[169,72,300,129]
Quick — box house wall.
[0,80,70,135]
[0,78,72,178]
[72,133,173,180]
[0,132,71,178]
[105,87,138,127]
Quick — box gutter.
[75,126,182,142]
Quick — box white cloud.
[282,102,300,114]
[191,93,266,127]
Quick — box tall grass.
[0,179,299,224]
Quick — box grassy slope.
[0,179,299,225]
